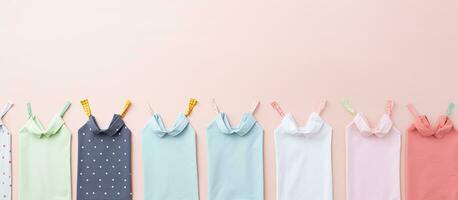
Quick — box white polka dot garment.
[0,103,13,200]
[77,114,132,200]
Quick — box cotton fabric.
[346,112,401,200]
[142,113,198,200]
[19,102,72,200]
[206,112,264,200]
[0,103,12,200]
[77,114,132,200]
[406,110,458,200]
[275,112,333,200]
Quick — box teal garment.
[142,113,198,200]
[206,112,264,200]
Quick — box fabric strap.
[446,102,455,116]
[59,101,71,117]
[385,100,394,116]
[212,99,259,114]
[80,99,92,117]
[147,103,154,116]
[120,100,131,118]
[212,99,220,114]
[270,101,285,117]
[250,101,260,114]
[406,104,420,118]
[27,102,70,118]
[317,100,327,115]
[184,98,198,116]
[26,103,33,118]
[0,102,13,119]
[341,100,356,115]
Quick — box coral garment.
[344,101,401,200]
[406,104,458,200]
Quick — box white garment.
[275,112,333,200]
[0,103,13,200]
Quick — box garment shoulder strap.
[406,104,420,118]
[80,99,92,117]
[26,103,33,118]
[250,101,260,114]
[341,100,356,115]
[211,98,220,114]
[317,100,327,115]
[184,98,198,117]
[59,101,71,117]
[270,101,285,117]
[119,100,131,118]
[0,102,13,119]
[446,102,455,116]
[211,99,259,114]
[385,100,394,116]
[147,103,154,116]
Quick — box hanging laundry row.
[0,99,456,200]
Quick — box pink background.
[1,0,457,199]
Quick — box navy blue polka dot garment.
[77,100,132,200]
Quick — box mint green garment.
[19,102,71,200]
[142,113,198,200]
[206,112,264,200]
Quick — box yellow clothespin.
[185,98,198,116]
[120,100,132,118]
[80,99,92,117]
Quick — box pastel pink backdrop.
[1,0,457,199]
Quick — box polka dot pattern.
[0,103,12,200]
[0,125,11,200]
[77,114,132,200]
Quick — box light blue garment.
[142,113,199,200]
[206,112,264,200]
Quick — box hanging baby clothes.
[406,103,458,200]
[272,101,333,200]
[19,102,72,200]
[343,100,400,200]
[206,100,264,200]
[0,103,13,200]
[77,99,132,200]
[142,98,199,200]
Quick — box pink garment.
[406,105,458,200]
[345,102,401,200]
